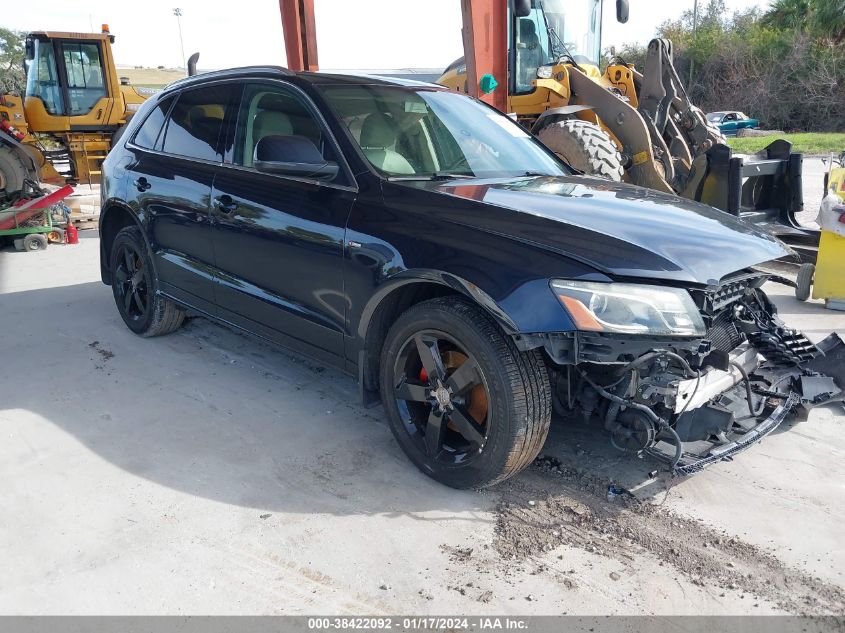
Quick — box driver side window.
[233,83,339,171]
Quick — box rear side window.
[132,97,173,150]
[161,84,236,161]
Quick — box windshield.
[514,0,602,93]
[321,85,568,179]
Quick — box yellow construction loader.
[437,0,813,256]
[0,26,151,192]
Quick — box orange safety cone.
[65,220,79,245]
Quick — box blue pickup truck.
[706,111,760,135]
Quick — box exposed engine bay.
[533,271,845,475]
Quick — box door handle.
[133,177,151,192]
[214,195,238,215]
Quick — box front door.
[210,81,355,364]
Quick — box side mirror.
[254,134,339,180]
[514,0,532,18]
[24,37,35,61]
[616,0,629,24]
[255,159,339,180]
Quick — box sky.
[4,0,772,71]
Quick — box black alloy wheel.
[114,241,151,324]
[380,297,551,489]
[110,226,185,337]
[392,330,491,466]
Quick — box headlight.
[551,280,706,337]
[536,65,554,79]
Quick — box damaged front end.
[531,271,844,475]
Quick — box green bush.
[614,0,845,132]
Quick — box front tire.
[536,119,625,181]
[379,297,551,489]
[110,226,185,337]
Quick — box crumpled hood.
[399,175,791,285]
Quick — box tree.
[762,0,845,40]
[0,28,26,95]
[811,0,845,41]
[645,0,845,131]
[761,0,810,30]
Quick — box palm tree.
[761,0,810,29]
[811,0,845,41]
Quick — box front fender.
[356,269,517,341]
[356,268,579,343]
[530,105,594,134]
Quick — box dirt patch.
[492,456,845,615]
[89,340,114,372]
[88,340,114,362]
[440,544,475,564]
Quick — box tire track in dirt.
[492,456,845,615]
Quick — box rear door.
[124,83,239,314]
[209,80,355,363]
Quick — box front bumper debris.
[651,392,799,475]
[547,279,845,477]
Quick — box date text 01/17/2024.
[307,617,530,629]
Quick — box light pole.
[173,8,186,71]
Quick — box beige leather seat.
[359,113,415,174]
[248,111,294,166]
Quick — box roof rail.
[162,65,296,92]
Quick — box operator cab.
[23,28,117,130]
[511,0,628,94]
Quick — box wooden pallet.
[71,214,99,230]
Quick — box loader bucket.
[696,140,818,261]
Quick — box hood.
[398,176,791,285]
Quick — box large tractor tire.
[536,119,625,181]
[0,146,32,194]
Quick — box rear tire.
[536,119,625,181]
[22,233,48,252]
[0,147,32,194]
[110,225,185,337]
[379,296,551,489]
[795,263,815,302]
